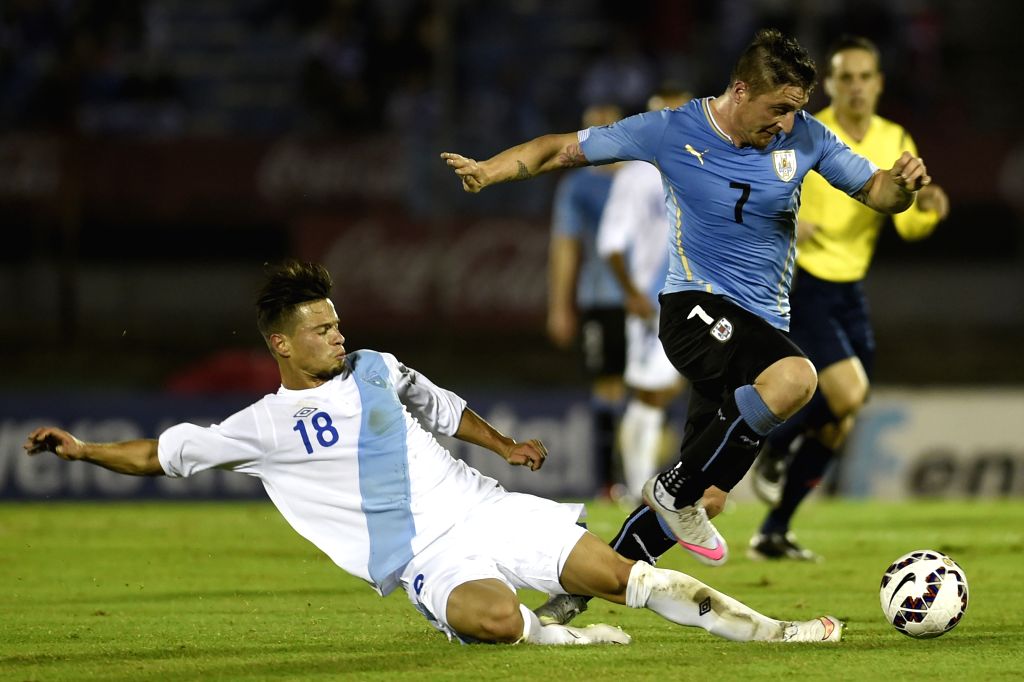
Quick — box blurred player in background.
[748,35,950,561]
[596,85,691,503]
[546,103,627,500]
[442,28,931,574]
[24,261,844,646]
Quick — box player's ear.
[731,80,748,102]
[270,332,291,358]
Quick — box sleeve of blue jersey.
[579,110,667,165]
[808,114,878,196]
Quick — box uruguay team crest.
[711,317,733,342]
[771,149,797,182]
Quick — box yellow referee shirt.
[797,106,941,282]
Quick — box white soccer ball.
[879,549,969,638]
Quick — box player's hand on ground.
[502,439,548,471]
[24,427,85,460]
[889,151,931,192]
[916,184,950,219]
[440,152,488,193]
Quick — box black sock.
[608,504,676,564]
[761,437,836,535]
[592,401,618,490]
[660,393,765,504]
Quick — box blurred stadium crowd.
[0,0,1021,392]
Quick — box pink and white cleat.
[642,477,728,566]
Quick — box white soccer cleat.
[561,623,632,645]
[642,477,728,566]
[535,593,589,626]
[781,615,844,643]
[751,448,787,507]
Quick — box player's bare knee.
[475,597,524,643]
[829,382,868,420]
[773,357,817,413]
[791,358,818,399]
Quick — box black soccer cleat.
[747,532,822,562]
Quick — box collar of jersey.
[702,97,734,144]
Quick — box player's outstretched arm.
[453,408,548,471]
[24,426,164,476]
[857,151,931,214]
[441,132,587,193]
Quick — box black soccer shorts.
[658,290,807,407]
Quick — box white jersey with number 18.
[158,349,506,596]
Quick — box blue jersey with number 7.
[578,97,876,330]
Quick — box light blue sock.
[734,385,784,436]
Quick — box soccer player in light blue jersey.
[547,103,627,500]
[442,28,931,577]
[24,261,844,645]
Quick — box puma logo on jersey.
[685,144,708,165]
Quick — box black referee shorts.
[787,267,876,378]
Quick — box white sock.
[620,400,665,497]
[625,561,785,641]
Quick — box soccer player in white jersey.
[24,261,842,645]
[442,29,931,575]
[597,85,693,503]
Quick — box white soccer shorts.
[399,492,587,642]
[624,313,682,391]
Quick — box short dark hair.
[256,260,333,341]
[823,35,881,77]
[731,28,817,97]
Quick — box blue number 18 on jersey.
[293,412,340,454]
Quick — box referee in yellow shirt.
[749,35,950,561]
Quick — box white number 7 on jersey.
[687,305,714,326]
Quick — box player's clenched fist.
[24,427,85,460]
[888,151,931,192]
[502,438,548,471]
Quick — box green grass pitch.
[2,499,1023,681]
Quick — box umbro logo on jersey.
[363,372,388,388]
[293,407,317,418]
[685,144,708,165]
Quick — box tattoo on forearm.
[557,143,587,168]
[515,160,531,180]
